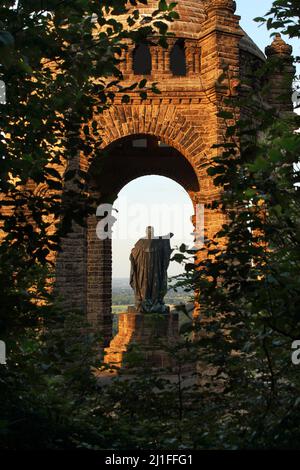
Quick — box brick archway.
[81,103,213,189]
[84,130,206,343]
[56,92,228,344]
[89,133,200,198]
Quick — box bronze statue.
[130,227,173,313]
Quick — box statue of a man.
[130,227,173,313]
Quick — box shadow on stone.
[104,309,180,370]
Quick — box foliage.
[172,0,300,449]
[2,0,300,451]
[255,0,300,41]
[0,311,105,449]
[0,0,177,328]
[0,0,178,318]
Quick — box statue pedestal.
[104,311,179,370]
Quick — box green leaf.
[158,0,168,11]
[217,111,233,119]
[139,78,147,88]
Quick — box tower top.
[265,33,293,58]
[204,0,237,14]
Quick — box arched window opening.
[170,39,187,76]
[133,43,152,75]
[112,175,195,283]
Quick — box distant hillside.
[112,277,192,309]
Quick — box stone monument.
[104,227,179,370]
[130,226,173,314]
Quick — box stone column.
[183,41,201,76]
[87,215,112,344]
[200,0,242,92]
[152,45,160,74]
[192,44,201,75]
[55,116,88,315]
[55,222,87,313]
[265,34,295,113]
[125,45,134,74]
[165,39,175,74]
[118,48,127,76]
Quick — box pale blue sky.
[112,0,296,279]
[236,0,298,55]
[237,0,273,50]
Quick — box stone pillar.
[126,45,134,74]
[200,0,242,93]
[186,41,200,75]
[104,311,180,370]
[55,223,87,313]
[165,39,175,74]
[265,34,295,113]
[152,45,160,74]
[55,117,88,315]
[87,215,112,344]
[118,48,127,76]
[55,215,113,343]
[193,44,201,75]
[156,45,165,75]
[161,48,168,74]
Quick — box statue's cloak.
[130,237,172,313]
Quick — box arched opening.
[89,135,199,198]
[112,175,195,318]
[87,134,200,341]
[170,39,187,76]
[133,43,152,75]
